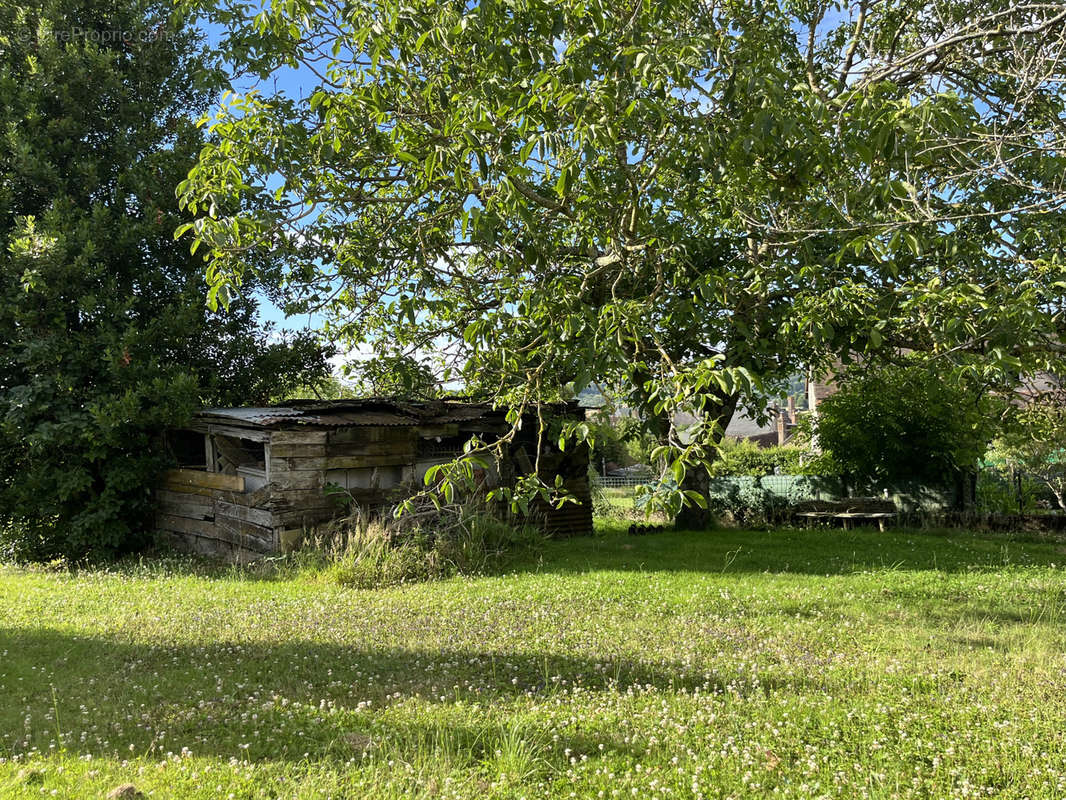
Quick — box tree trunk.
[675,393,739,531]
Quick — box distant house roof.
[723,410,776,439]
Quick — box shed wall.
[157,415,593,559]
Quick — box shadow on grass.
[522,525,1065,577]
[93,524,1066,584]
[0,625,837,765]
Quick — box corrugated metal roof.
[200,407,306,423]
[196,399,499,429]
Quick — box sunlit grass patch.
[2,526,1066,798]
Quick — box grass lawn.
[2,525,1066,798]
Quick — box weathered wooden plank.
[214,513,276,544]
[324,441,419,458]
[328,427,415,445]
[324,454,412,469]
[214,485,273,508]
[159,526,274,558]
[159,514,275,550]
[158,488,217,507]
[215,500,273,527]
[416,423,460,438]
[268,473,326,491]
[327,427,375,445]
[264,487,335,504]
[205,424,270,443]
[272,446,418,472]
[158,496,214,519]
[189,526,274,553]
[268,443,328,458]
[271,502,337,519]
[163,468,244,492]
[269,456,328,473]
[156,513,216,537]
[270,430,329,444]
[157,482,217,498]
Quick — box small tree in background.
[0,0,331,561]
[989,404,1066,511]
[346,354,439,399]
[813,365,997,492]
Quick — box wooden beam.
[163,469,244,492]
[325,454,412,469]
[157,493,215,519]
[214,514,275,543]
[215,500,273,528]
[156,513,215,537]
[205,424,270,443]
[270,430,329,444]
[269,443,329,459]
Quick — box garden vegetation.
[0,0,331,560]
[2,526,1065,798]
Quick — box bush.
[708,438,808,477]
[704,477,821,527]
[976,470,1050,514]
[814,364,995,486]
[986,403,1066,511]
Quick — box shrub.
[986,403,1066,511]
[813,364,996,487]
[708,438,809,477]
[703,478,804,527]
[975,470,1047,514]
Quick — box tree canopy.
[0,0,332,559]
[178,0,1066,513]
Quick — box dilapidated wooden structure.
[156,399,592,558]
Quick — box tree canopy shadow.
[517,525,1065,577]
[110,524,1066,585]
[0,627,829,766]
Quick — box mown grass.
[2,525,1066,798]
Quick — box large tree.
[0,0,331,559]
[178,0,1066,516]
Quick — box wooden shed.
[155,398,592,558]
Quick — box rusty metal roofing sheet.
[197,400,499,429]
[200,407,305,424]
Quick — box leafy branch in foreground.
[178,0,1066,517]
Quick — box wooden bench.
[795,510,897,531]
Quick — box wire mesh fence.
[592,473,958,513]
[592,475,652,489]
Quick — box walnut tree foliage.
[177,0,1066,516]
[0,0,332,560]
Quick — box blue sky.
[199,19,330,336]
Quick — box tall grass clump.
[295,500,544,587]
